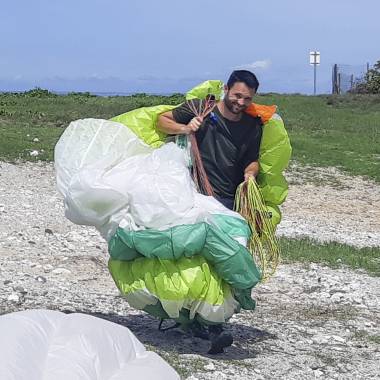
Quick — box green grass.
[255,93,380,181]
[145,345,206,378]
[279,237,380,276]
[353,330,380,344]
[0,89,184,161]
[0,89,379,180]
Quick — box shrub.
[351,60,380,94]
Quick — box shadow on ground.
[65,309,277,360]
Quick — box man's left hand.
[244,172,256,182]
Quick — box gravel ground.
[278,163,380,248]
[0,161,379,379]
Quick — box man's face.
[224,82,256,114]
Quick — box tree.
[352,60,380,94]
[365,60,380,94]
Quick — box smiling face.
[224,82,256,115]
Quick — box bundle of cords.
[234,177,280,281]
[187,95,216,196]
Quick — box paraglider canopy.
[0,309,179,380]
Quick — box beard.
[224,93,246,115]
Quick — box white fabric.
[124,290,240,323]
[0,309,179,380]
[55,119,245,241]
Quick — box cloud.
[233,59,272,71]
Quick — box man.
[157,70,263,354]
[157,70,262,210]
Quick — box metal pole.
[310,51,320,95]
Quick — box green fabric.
[257,115,292,211]
[108,213,259,315]
[108,219,260,290]
[185,80,223,101]
[110,80,223,148]
[144,306,237,327]
[106,80,291,322]
[111,104,176,148]
[265,204,282,227]
[109,256,232,305]
[211,214,251,238]
[110,80,291,223]
[109,255,248,324]
[257,115,291,229]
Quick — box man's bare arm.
[244,161,259,181]
[157,111,202,135]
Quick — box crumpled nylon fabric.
[54,80,291,324]
[54,117,260,323]
[0,309,179,380]
[111,80,292,225]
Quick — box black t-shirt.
[172,100,263,199]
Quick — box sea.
[0,90,176,97]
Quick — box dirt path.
[0,162,379,379]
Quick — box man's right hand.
[157,111,203,136]
[184,116,203,134]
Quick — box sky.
[1,0,379,94]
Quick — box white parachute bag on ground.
[0,309,179,380]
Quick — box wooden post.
[332,64,339,94]
[338,73,341,95]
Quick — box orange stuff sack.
[245,103,277,124]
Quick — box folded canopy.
[0,309,179,380]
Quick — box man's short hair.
[227,70,259,92]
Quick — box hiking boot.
[189,321,210,340]
[208,325,233,354]
[158,319,181,332]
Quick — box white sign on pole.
[310,51,320,65]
